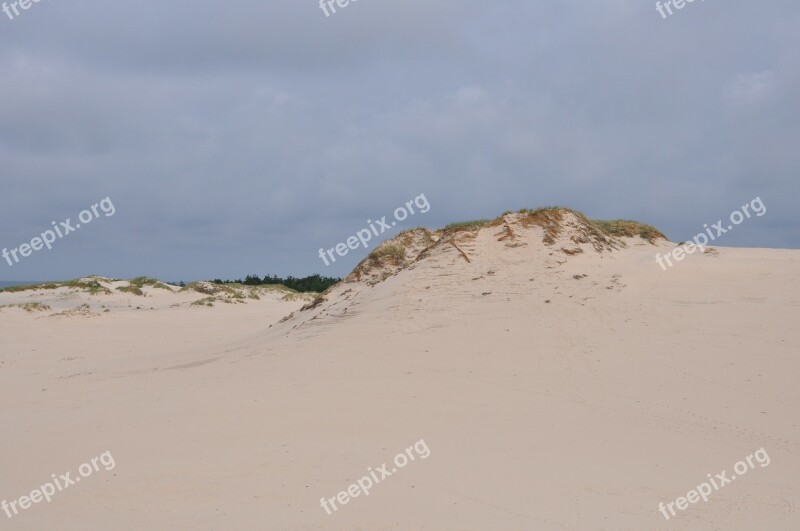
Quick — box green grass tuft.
[0,302,51,312]
[444,219,491,231]
[0,279,112,294]
[369,244,406,261]
[128,277,173,291]
[0,282,61,293]
[117,285,144,296]
[589,219,666,243]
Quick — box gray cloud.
[1,0,798,280]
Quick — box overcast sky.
[1,0,797,281]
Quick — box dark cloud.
[1,0,797,280]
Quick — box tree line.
[211,274,340,293]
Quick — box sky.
[1,0,798,281]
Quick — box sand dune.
[1,210,799,530]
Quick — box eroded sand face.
[2,219,799,530]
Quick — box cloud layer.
[1,0,798,279]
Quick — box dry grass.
[518,207,567,245]
[0,282,62,293]
[117,285,144,296]
[444,219,491,232]
[49,304,95,318]
[560,247,584,255]
[0,302,51,313]
[0,279,112,295]
[398,228,436,247]
[496,224,516,242]
[369,244,406,262]
[129,277,173,291]
[589,219,666,243]
[281,292,315,303]
[514,207,663,248]
[181,282,235,296]
[301,295,326,311]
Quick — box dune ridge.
[1,208,799,530]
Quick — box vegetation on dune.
[0,282,62,293]
[368,244,406,261]
[397,227,436,247]
[430,206,664,244]
[21,302,50,312]
[300,295,326,311]
[116,285,144,296]
[62,279,111,295]
[128,277,173,291]
[191,297,216,307]
[0,277,178,296]
[589,219,666,243]
[513,207,666,245]
[517,207,572,245]
[0,279,111,295]
[398,227,428,235]
[444,219,491,231]
[181,282,230,296]
[0,302,51,312]
[281,292,316,302]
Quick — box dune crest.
[284,208,667,332]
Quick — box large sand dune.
[1,210,799,530]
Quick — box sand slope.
[1,213,799,530]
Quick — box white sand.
[1,213,799,530]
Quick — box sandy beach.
[3,0,799,527]
[1,211,798,530]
